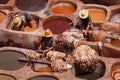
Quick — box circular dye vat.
[72,61,106,80]
[88,9,106,22]
[111,40,120,48]
[43,16,73,34]
[0,50,26,70]
[16,0,48,12]
[51,2,77,14]
[0,74,16,80]
[110,14,120,23]
[0,0,9,4]
[28,75,59,80]
[111,63,120,80]
[0,11,6,22]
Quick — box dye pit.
[88,9,106,22]
[16,0,48,12]
[0,50,26,70]
[51,2,77,14]
[0,74,16,80]
[43,16,73,34]
[0,0,120,80]
[72,61,106,80]
[28,75,59,80]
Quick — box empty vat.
[89,44,120,58]
[16,0,48,12]
[27,75,59,80]
[51,2,77,14]
[0,50,26,70]
[43,16,73,34]
[0,74,16,80]
[88,8,106,22]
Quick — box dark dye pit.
[43,16,73,34]
[16,0,48,12]
[0,74,16,80]
[0,50,26,70]
[110,14,120,23]
[28,75,59,80]
[0,0,9,4]
[72,61,106,80]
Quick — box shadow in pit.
[71,60,106,80]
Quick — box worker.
[37,29,55,54]
[75,9,95,36]
[10,15,23,31]
[10,12,37,32]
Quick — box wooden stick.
[18,57,51,65]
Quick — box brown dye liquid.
[111,40,120,48]
[0,50,26,70]
[43,18,72,34]
[0,74,15,80]
[0,12,6,22]
[52,6,76,14]
[89,9,106,22]
[28,75,59,80]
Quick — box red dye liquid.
[43,18,73,34]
